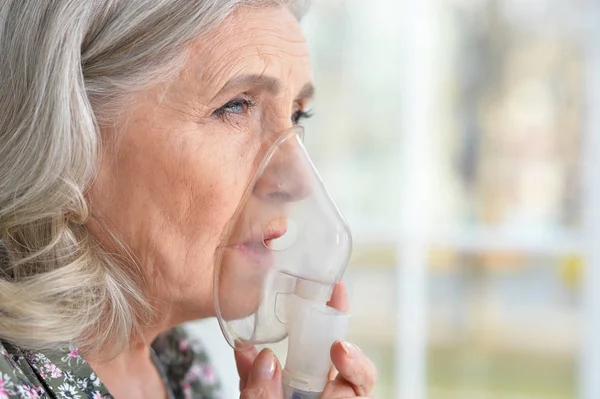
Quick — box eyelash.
[213,96,256,120]
[292,109,313,125]
[213,96,314,125]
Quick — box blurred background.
[190,0,600,398]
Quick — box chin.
[215,249,266,321]
[216,291,263,321]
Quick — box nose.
[253,126,313,203]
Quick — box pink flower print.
[186,364,202,382]
[69,348,79,359]
[61,346,82,366]
[178,339,190,351]
[201,365,216,385]
[0,373,16,399]
[182,382,192,398]
[91,391,103,399]
[46,364,63,379]
[19,385,41,399]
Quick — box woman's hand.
[235,282,378,398]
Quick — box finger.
[327,281,349,313]
[333,397,374,399]
[235,346,259,391]
[330,341,378,397]
[320,378,356,399]
[332,396,374,399]
[327,365,339,381]
[240,349,283,399]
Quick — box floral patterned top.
[0,326,221,399]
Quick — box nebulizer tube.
[213,126,353,398]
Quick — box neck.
[84,296,214,398]
[86,332,166,399]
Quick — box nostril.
[268,191,294,202]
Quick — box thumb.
[235,346,259,391]
[240,349,283,399]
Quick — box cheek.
[174,130,260,254]
[181,168,239,245]
[88,118,259,284]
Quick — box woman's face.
[87,5,313,324]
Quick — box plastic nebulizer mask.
[214,125,352,399]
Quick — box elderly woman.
[0,1,377,399]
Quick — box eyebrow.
[296,82,315,101]
[212,73,315,102]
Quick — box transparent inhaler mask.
[213,126,352,397]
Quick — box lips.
[262,218,288,249]
[230,218,288,267]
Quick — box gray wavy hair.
[0,0,306,357]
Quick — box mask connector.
[282,295,350,399]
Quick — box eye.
[213,96,255,120]
[291,109,313,125]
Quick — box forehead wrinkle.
[173,7,311,113]
[198,29,307,78]
[202,44,266,83]
[190,15,308,76]
[205,47,306,102]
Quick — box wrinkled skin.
[87,6,377,399]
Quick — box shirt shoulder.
[152,325,221,399]
[0,340,49,398]
[0,340,112,399]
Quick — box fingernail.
[341,341,357,359]
[256,350,276,379]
